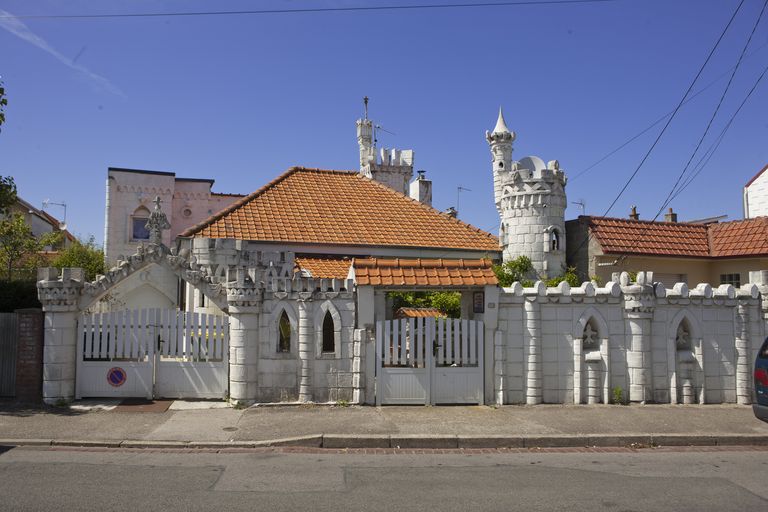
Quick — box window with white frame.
[131,206,151,241]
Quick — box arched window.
[550,229,560,251]
[131,206,151,241]
[322,311,335,353]
[278,311,291,352]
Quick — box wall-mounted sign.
[473,292,485,313]
[107,367,127,387]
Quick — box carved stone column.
[622,272,655,404]
[524,293,542,405]
[735,302,751,405]
[37,268,84,405]
[297,293,314,403]
[226,270,262,405]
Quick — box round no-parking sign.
[107,367,127,387]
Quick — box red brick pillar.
[14,309,43,402]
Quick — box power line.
[606,0,766,266]
[569,39,768,183]
[598,0,745,220]
[0,0,628,20]
[653,0,767,221]
[565,0,746,262]
[670,62,768,202]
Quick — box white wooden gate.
[375,317,484,405]
[76,309,229,399]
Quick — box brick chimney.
[664,207,677,222]
[629,205,639,220]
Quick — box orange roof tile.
[181,167,500,252]
[588,216,709,257]
[395,307,447,319]
[353,258,498,287]
[709,217,768,257]
[294,256,352,279]
[586,216,768,258]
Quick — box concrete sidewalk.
[2,402,768,449]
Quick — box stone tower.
[487,108,567,279]
[356,109,414,196]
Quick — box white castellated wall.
[357,116,414,196]
[487,109,567,279]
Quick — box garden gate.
[76,308,229,399]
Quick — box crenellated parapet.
[37,267,84,312]
[265,275,355,302]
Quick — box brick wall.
[14,308,43,402]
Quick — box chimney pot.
[664,207,678,223]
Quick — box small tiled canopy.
[352,257,498,287]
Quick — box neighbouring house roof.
[394,307,446,319]
[181,167,500,252]
[294,256,352,279]
[14,197,75,243]
[744,163,768,188]
[352,258,498,287]
[581,215,768,258]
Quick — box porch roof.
[352,257,498,287]
[294,255,352,278]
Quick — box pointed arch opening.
[315,300,342,358]
[278,310,292,353]
[322,311,335,353]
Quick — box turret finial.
[493,107,510,134]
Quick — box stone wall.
[494,271,764,405]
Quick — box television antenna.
[42,199,67,229]
[571,199,586,216]
[456,186,472,217]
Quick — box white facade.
[488,109,567,278]
[743,164,768,218]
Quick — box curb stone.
[2,434,768,450]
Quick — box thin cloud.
[0,9,124,97]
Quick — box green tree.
[492,255,534,287]
[52,236,105,281]
[388,291,461,318]
[546,266,581,288]
[0,213,61,281]
[0,175,16,214]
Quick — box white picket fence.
[376,317,484,405]
[77,309,229,399]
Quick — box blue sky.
[1,0,767,243]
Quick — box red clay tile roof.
[294,256,352,279]
[709,217,768,257]
[587,217,710,257]
[395,307,446,319]
[181,167,499,252]
[585,216,768,258]
[353,258,498,287]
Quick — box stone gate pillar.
[297,294,314,402]
[226,270,262,405]
[37,268,84,405]
[735,285,760,405]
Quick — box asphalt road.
[1,447,767,511]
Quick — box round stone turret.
[488,109,567,279]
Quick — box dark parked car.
[754,337,768,423]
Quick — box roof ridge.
[354,173,498,241]
[745,163,768,188]
[181,167,303,237]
